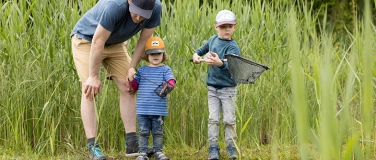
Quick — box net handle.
[189,54,270,70]
[189,58,227,62]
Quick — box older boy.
[192,10,240,160]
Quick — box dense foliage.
[0,0,375,159]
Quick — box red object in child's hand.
[129,79,139,91]
[167,79,175,87]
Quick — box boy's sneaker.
[88,143,106,160]
[136,152,149,160]
[226,142,237,159]
[125,141,139,157]
[146,146,154,157]
[208,142,220,160]
[154,151,170,160]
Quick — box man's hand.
[84,76,102,101]
[126,68,137,93]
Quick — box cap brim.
[129,1,153,19]
[146,49,165,54]
[215,21,236,27]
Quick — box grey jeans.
[207,86,238,142]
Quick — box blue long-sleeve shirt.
[196,35,240,88]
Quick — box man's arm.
[89,24,111,77]
[127,27,155,81]
[84,24,111,100]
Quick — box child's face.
[215,24,236,40]
[147,52,164,66]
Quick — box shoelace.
[137,153,149,160]
[90,145,104,156]
[209,148,219,155]
[155,152,167,159]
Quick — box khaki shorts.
[71,35,132,82]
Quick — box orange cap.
[145,36,165,54]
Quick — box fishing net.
[154,81,175,98]
[225,54,269,84]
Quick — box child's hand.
[192,53,202,64]
[206,52,223,67]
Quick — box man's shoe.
[125,141,139,157]
[154,151,170,160]
[88,143,106,160]
[136,152,149,160]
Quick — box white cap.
[215,10,236,27]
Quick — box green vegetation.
[0,0,375,159]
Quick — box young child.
[192,10,240,160]
[130,36,175,160]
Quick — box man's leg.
[112,77,136,132]
[112,77,138,157]
[80,83,98,138]
[72,35,106,159]
[102,40,139,156]
[81,84,107,160]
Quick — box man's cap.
[215,10,236,27]
[129,0,156,19]
[145,36,165,54]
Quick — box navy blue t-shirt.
[71,0,162,45]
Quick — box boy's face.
[215,24,236,40]
[147,52,164,66]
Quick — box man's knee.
[113,78,128,93]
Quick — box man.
[70,0,162,159]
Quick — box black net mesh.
[154,81,174,98]
[225,54,269,84]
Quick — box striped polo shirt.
[135,65,175,116]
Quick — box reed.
[0,0,374,159]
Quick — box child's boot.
[136,152,149,160]
[154,151,169,160]
[208,142,220,160]
[226,141,237,159]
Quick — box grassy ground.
[1,0,374,159]
[0,145,319,160]
[0,144,315,160]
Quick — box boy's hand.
[192,53,201,64]
[206,52,223,67]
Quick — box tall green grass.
[0,0,375,159]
